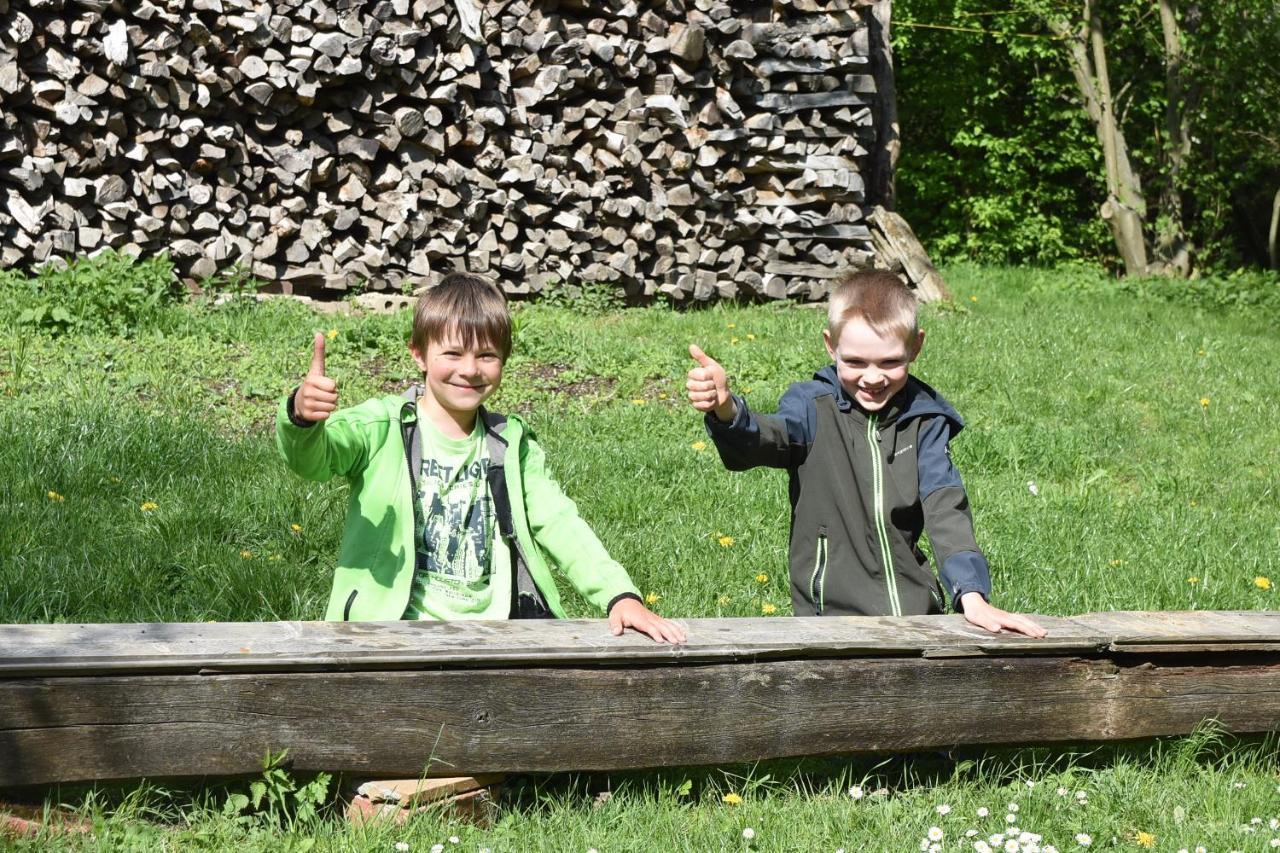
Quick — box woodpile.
[0,0,926,301]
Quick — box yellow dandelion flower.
[1187,576,1200,584]
[110,476,121,484]
[240,550,254,559]
[726,323,736,329]
[47,490,65,502]
[290,523,302,533]
[631,398,646,406]
[1134,831,1155,848]
[691,440,707,451]
[1109,559,1126,567]
[969,295,978,303]
[658,392,668,400]
[1197,348,1206,356]
[140,501,158,512]
[730,336,740,345]
[718,535,734,548]
[268,554,282,562]
[1199,397,1210,409]
[741,387,753,394]
[755,573,768,584]
[722,792,742,805]
[717,595,731,605]
[326,328,338,340]
[746,334,756,341]
[645,591,660,605]
[761,603,777,615]
[1190,500,1198,507]
[1255,576,1273,590]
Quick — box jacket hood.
[811,365,963,430]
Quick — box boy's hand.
[686,344,735,422]
[608,597,687,645]
[959,592,1048,638]
[295,332,338,423]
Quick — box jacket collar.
[812,365,964,429]
[398,386,511,445]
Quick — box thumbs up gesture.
[686,344,735,422]
[295,332,338,423]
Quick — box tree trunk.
[1155,0,1193,275]
[1047,2,1150,276]
[1270,187,1280,270]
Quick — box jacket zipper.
[867,414,902,616]
[810,527,828,615]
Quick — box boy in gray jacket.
[687,270,1045,636]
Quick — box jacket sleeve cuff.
[606,592,643,614]
[939,551,992,612]
[286,387,317,428]
[704,394,749,434]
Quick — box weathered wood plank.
[0,615,1104,676]
[4,653,1280,786]
[5,613,1278,787]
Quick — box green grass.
[2,262,1279,849]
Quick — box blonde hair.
[411,272,512,360]
[827,271,920,352]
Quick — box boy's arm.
[686,344,815,470]
[520,436,685,643]
[918,417,1046,638]
[275,333,370,482]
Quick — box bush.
[2,252,178,336]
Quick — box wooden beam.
[2,612,1279,787]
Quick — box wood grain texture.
[3,612,1280,786]
[4,653,1280,786]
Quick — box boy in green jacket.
[279,272,684,822]
[278,272,684,643]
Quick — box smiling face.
[410,331,504,436]
[823,317,924,412]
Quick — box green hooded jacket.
[276,389,639,621]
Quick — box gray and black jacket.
[706,367,992,617]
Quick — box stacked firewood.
[0,0,899,300]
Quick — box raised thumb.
[688,343,715,369]
[309,332,326,377]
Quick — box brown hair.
[411,272,512,360]
[827,270,920,352]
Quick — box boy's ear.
[909,329,926,361]
[408,343,428,373]
[822,328,836,360]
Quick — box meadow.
[1,261,1279,850]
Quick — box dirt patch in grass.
[519,362,618,399]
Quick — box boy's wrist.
[286,387,317,428]
[606,592,642,614]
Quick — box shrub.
[2,252,178,336]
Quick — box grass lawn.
[1,262,1278,850]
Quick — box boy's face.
[410,331,504,420]
[823,318,923,412]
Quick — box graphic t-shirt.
[403,416,511,620]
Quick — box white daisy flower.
[1057,787,1069,797]
[448,839,460,846]
[929,827,944,842]
[1074,791,1088,801]
[974,843,992,853]
[966,829,980,838]
[1004,839,1019,853]
[430,846,444,853]
[1005,814,1017,824]
[937,804,952,816]
[848,785,865,800]
[978,807,990,818]
[394,844,410,853]
[1008,802,1020,813]
[742,827,755,840]
[1075,833,1092,846]
[929,845,942,853]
